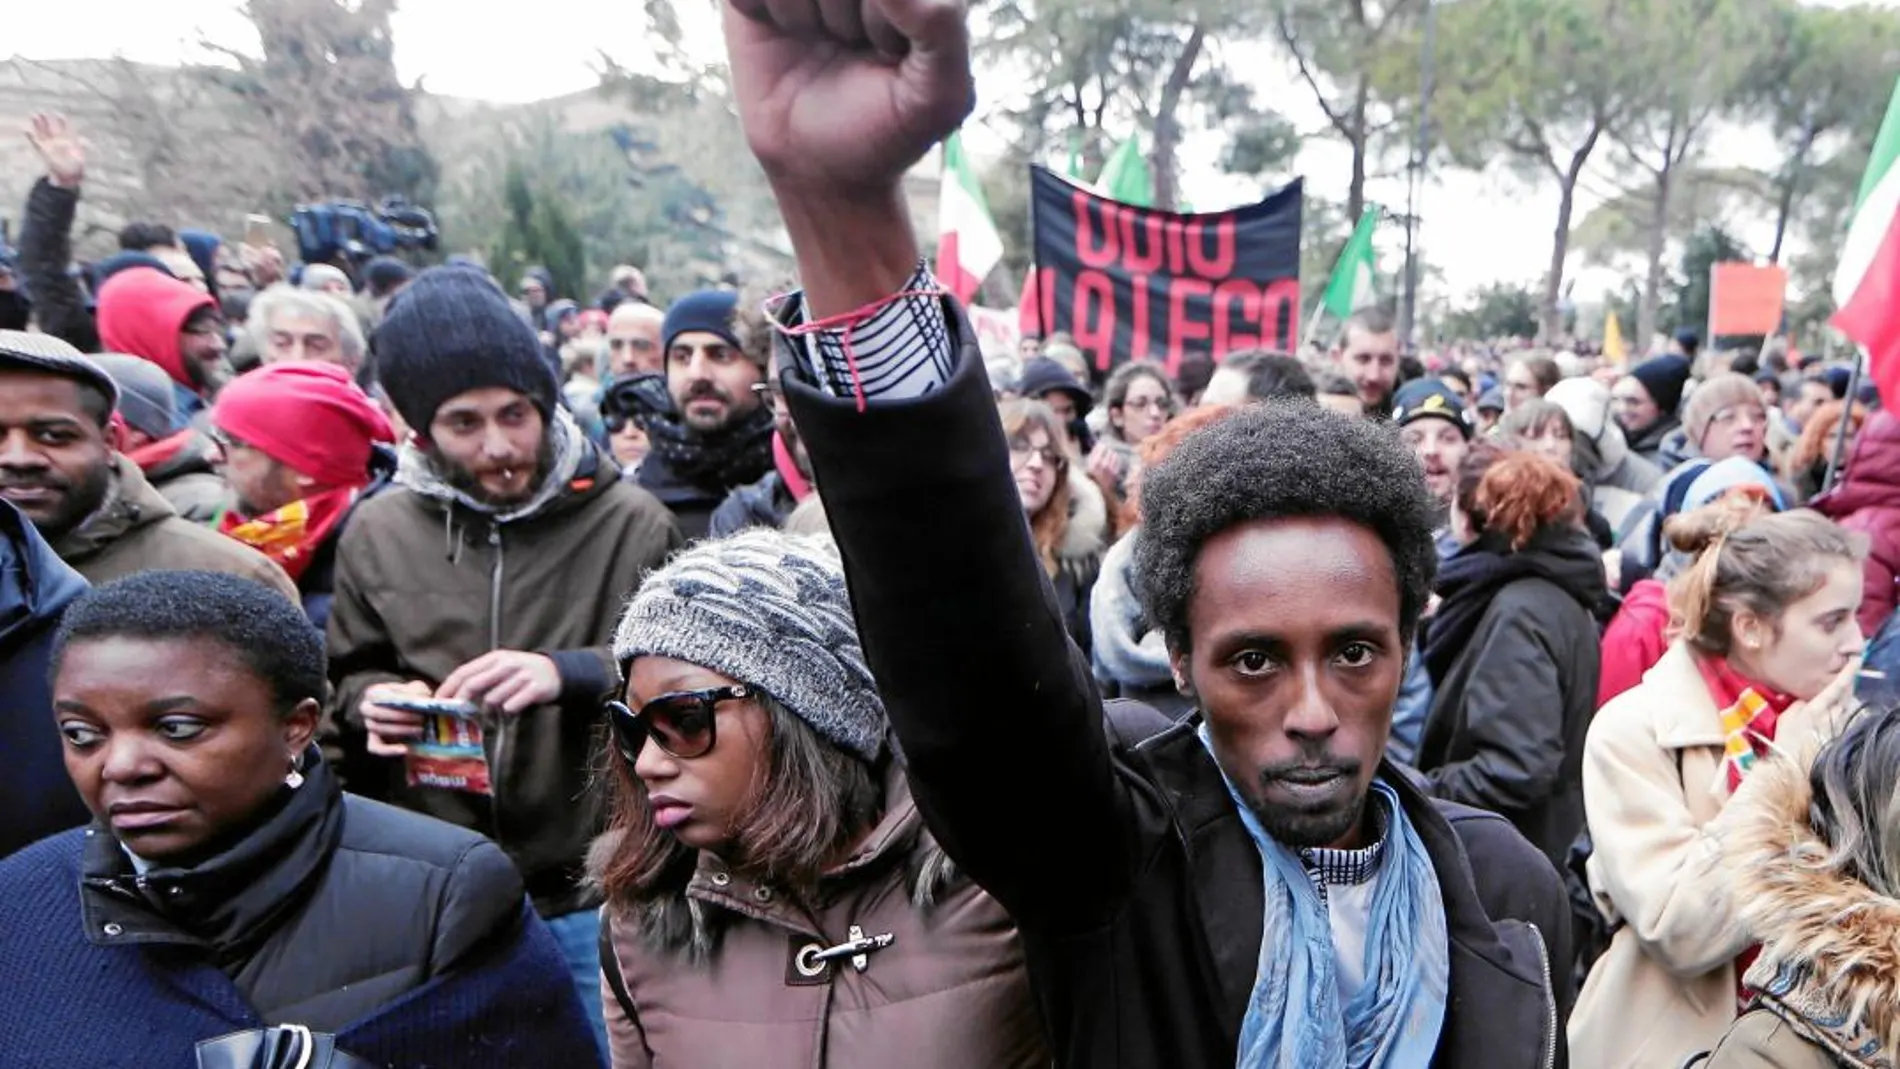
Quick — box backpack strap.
[599,912,636,1024]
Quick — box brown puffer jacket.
[51,455,297,601]
[326,440,680,916]
[599,771,1049,1069]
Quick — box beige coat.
[600,774,1048,1069]
[1570,641,1752,1069]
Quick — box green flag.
[1097,137,1154,208]
[1321,207,1381,323]
[1065,130,1085,181]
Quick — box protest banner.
[1708,262,1788,337]
[1027,167,1302,376]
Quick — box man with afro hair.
[728,3,1572,1065]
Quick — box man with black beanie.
[635,288,775,538]
[324,263,680,1039]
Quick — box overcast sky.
[12,1,1888,322]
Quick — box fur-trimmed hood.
[1726,754,1900,1068]
[1061,467,1109,564]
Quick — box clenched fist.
[725,0,972,198]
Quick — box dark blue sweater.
[0,828,603,1069]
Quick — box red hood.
[95,268,215,389]
[1814,410,1900,518]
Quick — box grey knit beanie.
[613,529,887,763]
[89,353,177,438]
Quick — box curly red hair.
[1456,442,1582,551]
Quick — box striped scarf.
[1694,654,1796,792]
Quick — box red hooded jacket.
[1813,410,1900,637]
[95,268,215,390]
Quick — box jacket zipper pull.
[811,925,896,973]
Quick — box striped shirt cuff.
[774,264,954,403]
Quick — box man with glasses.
[634,289,777,539]
[1503,354,1561,412]
[208,361,396,629]
[95,266,233,429]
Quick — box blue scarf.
[1200,727,1451,1069]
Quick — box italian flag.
[936,132,1003,305]
[1832,75,1900,407]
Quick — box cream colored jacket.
[1570,642,1750,1069]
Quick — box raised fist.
[724,0,973,197]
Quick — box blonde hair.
[1666,506,1864,653]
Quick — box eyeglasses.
[1007,437,1065,470]
[608,336,656,352]
[1121,396,1170,412]
[606,684,753,762]
[205,427,251,459]
[1710,405,1768,429]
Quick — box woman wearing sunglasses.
[591,529,1048,1069]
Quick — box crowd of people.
[3,2,1899,1067]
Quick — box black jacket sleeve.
[781,297,1140,927]
[18,178,99,353]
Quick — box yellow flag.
[1604,311,1629,366]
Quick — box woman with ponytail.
[1416,442,1609,866]
[1597,461,1785,706]
[1570,508,1869,1069]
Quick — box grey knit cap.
[613,528,887,763]
[89,353,177,438]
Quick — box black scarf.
[641,403,776,493]
[80,745,343,967]
[1422,529,1600,686]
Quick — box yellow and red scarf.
[1693,653,1796,793]
[1694,652,1796,1010]
[219,486,357,582]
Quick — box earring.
[285,755,305,790]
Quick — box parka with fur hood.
[1695,753,1900,1069]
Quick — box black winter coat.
[1416,527,1606,868]
[75,749,527,1030]
[782,297,1573,1069]
[18,178,99,353]
[0,501,90,859]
